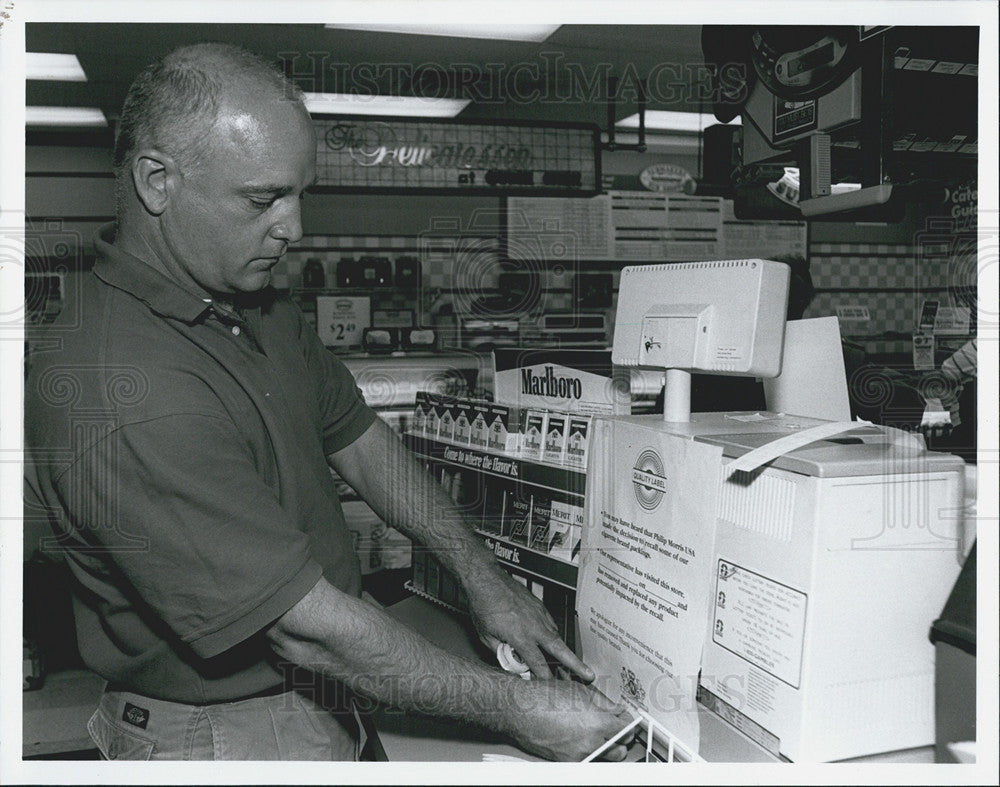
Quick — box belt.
[104,681,288,706]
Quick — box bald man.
[24,44,629,762]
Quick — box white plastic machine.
[597,261,965,761]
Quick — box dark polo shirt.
[24,225,377,703]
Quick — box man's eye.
[249,197,274,210]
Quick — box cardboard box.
[584,412,965,761]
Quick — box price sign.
[316,296,371,349]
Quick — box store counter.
[21,595,934,763]
[377,595,935,764]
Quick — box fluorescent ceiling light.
[304,92,470,118]
[325,23,560,42]
[25,106,107,127]
[617,111,742,133]
[26,53,87,81]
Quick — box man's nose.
[269,197,304,245]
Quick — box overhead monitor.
[612,260,790,421]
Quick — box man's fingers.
[542,635,595,683]
[597,692,630,718]
[517,642,552,679]
[599,743,629,762]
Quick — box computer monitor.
[612,260,790,421]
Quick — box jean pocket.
[87,708,155,760]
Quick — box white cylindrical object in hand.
[496,643,531,680]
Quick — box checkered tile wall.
[282,229,973,359]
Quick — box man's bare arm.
[266,577,629,761]
[327,418,592,681]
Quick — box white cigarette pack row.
[411,393,593,468]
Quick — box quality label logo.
[632,448,667,511]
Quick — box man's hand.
[920,400,954,440]
[466,568,594,681]
[268,577,633,762]
[502,678,632,762]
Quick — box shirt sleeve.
[54,411,324,659]
[295,306,378,455]
[941,339,977,384]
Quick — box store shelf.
[476,533,578,589]
[403,433,586,497]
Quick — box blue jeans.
[87,686,359,760]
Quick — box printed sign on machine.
[577,419,724,753]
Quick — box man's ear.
[130,149,179,216]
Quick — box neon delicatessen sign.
[325,121,533,170]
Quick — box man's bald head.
[113,43,305,213]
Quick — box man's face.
[159,97,317,297]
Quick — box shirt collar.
[91,223,213,324]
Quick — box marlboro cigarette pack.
[565,415,593,468]
[425,393,442,439]
[469,402,492,449]
[412,392,429,435]
[521,409,547,460]
[487,403,522,453]
[452,400,472,445]
[437,397,456,443]
[543,412,568,464]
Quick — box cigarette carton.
[480,480,505,535]
[521,409,548,460]
[528,493,554,551]
[453,399,472,445]
[504,488,532,546]
[565,415,593,468]
[546,499,575,559]
[469,402,492,449]
[487,403,522,454]
[543,411,568,464]
[437,397,457,443]
[412,391,429,435]
[425,393,442,439]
